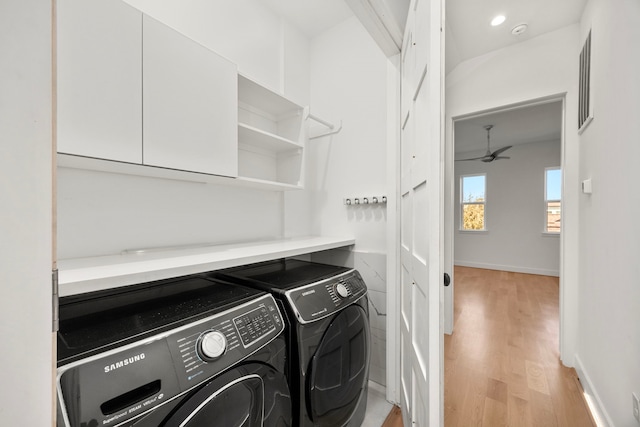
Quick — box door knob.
[444,273,451,287]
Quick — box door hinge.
[52,269,59,332]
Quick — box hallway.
[444,267,595,426]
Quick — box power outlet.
[633,392,640,423]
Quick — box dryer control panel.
[285,270,367,324]
[57,294,284,427]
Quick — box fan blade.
[491,145,512,156]
[456,156,488,161]
[494,156,510,160]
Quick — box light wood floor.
[381,267,594,427]
[381,405,403,427]
[444,267,595,427]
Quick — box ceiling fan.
[456,125,512,163]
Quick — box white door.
[0,0,55,424]
[399,0,444,426]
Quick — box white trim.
[574,355,614,427]
[344,0,403,56]
[457,229,489,235]
[385,54,401,406]
[454,261,559,277]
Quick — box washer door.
[307,304,370,426]
[163,363,290,427]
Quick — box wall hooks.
[344,195,387,206]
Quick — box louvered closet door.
[399,0,443,426]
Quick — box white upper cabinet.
[142,16,238,177]
[56,2,307,190]
[57,0,142,163]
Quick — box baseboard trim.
[574,354,615,427]
[454,260,559,277]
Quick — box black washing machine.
[213,259,371,427]
[56,274,292,427]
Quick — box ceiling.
[454,101,563,156]
[263,0,586,71]
[445,0,587,72]
[261,1,580,154]
[261,0,355,38]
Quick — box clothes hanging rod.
[308,113,343,140]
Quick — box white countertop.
[58,236,355,296]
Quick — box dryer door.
[163,363,290,427]
[307,304,370,426]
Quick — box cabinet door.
[57,0,142,163]
[143,16,238,177]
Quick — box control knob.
[198,331,227,361]
[335,282,350,298]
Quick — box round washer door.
[307,304,370,426]
[163,363,291,427]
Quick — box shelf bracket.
[308,113,343,140]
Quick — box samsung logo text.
[104,353,146,373]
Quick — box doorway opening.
[443,96,588,425]
[445,95,567,339]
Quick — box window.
[545,168,562,233]
[461,174,486,230]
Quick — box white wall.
[308,16,388,253]
[58,0,312,259]
[445,24,581,364]
[454,140,561,276]
[0,0,53,424]
[307,16,390,386]
[57,169,283,258]
[575,1,640,426]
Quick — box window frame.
[544,167,562,234]
[460,173,487,232]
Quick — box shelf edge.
[58,236,356,296]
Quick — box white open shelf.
[58,236,356,296]
[238,74,302,117]
[237,74,307,189]
[238,123,302,153]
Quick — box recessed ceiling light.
[491,15,506,26]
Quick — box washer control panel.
[285,270,367,324]
[234,304,276,347]
[167,294,283,390]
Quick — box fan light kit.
[456,125,512,163]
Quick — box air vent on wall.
[578,30,593,133]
